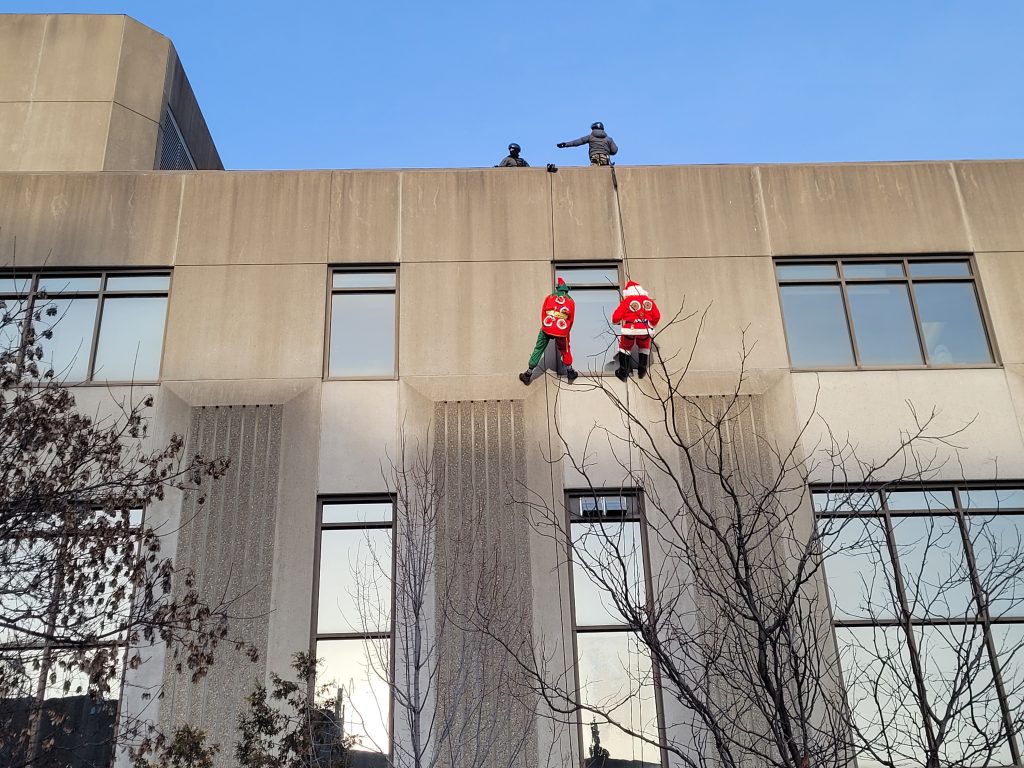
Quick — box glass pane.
[554,266,619,288]
[820,516,897,620]
[778,285,854,367]
[967,515,1024,619]
[0,277,31,294]
[846,283,923,365]
[885,489,954,512]
[41,297,97,381]
[775,263,838,280]
[890,515,974,618]
[329,293,396,377]
[908,261,971,278]
[572,521,645,626]
[558,288,618,374]
[915,625,1012,767]
[0,538,55,644]
[105,274,170,292]
[576,632,660,768]
[990,624,1024,743]
[318,528,392,634]
[813,491,881,514]
[962,488,1024,511]
[843,262,905,279]
[323,502,393,525]
[92,296,167,381]
[913,282,993,365]
[36,275,101,294]
[573,494,638,520]
[333,271,396,290]
[836,626,925,768]
[316,638,390,754]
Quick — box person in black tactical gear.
[496,143,529,167]
[556,122,618,166]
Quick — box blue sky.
[4,1,1023,170]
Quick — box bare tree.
[464,302,999,768]
[0,277,250,766]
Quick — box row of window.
[0,255,1000,384]
[312,486,1024,767]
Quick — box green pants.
[527,331,572,369]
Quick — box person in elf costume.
[519,277,579,385]
[611,280,661,380]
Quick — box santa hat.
[622,280,647,298]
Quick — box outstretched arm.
[561,135,590,147]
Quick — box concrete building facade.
[2,14,1024,768]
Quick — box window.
[0,272,170,382]
[313,498,393,760]
[776,257,994,369]
[327,269,397,378]
[568,491,663,768]
[0,508,142,768]
[817,486,1024,766]
[554,264,621,375]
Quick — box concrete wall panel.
[114,17,171,122]
[617,165,769,259]
[400,169,552,263]
[162,264,327,380]
[0,15,47,101]
[399,260,548,376]
[103,102,159,170]
[32,14,123,102]
[626,256,789,373]
[163,49,222,170]
[0,172,183,266]
[17,101,111,171]
[265,383,322,683]
[319,380,399,493]
[760,162,970,255]
[793,370,1024,482]
[0,103,29,168]
[551,167,621,262]
[176,173,331,265]
[329,171,401,263]
[974,252,1024,366]
[955,162,1024,253]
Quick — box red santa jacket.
[611,281,661,336]
[540,292,575,338]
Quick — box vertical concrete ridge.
[98,15,127,171]
[161,404,283,766]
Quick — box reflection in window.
[554,265,620,375]
[328,269,397,378]
[816,486,1024,764]
[776,257,993,368]
[0,272,170,382]
[569,491,662,768]
[314,499,393,759]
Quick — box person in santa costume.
[611,280,661,380]
[519,277,579,385]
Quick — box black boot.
[637,353,649,379]
[565,367,579,383]
[614,351,629,381]
[519,370,533,385]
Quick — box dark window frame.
[775,255,999,371]
[565,488,667,768]
[311,495,396,761]
[324,266,399,381]
[815,482,1024,764]
[0,269,172,385]
[551,262,624,377]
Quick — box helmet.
[508,143,521,152]
[591,122,604,130]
